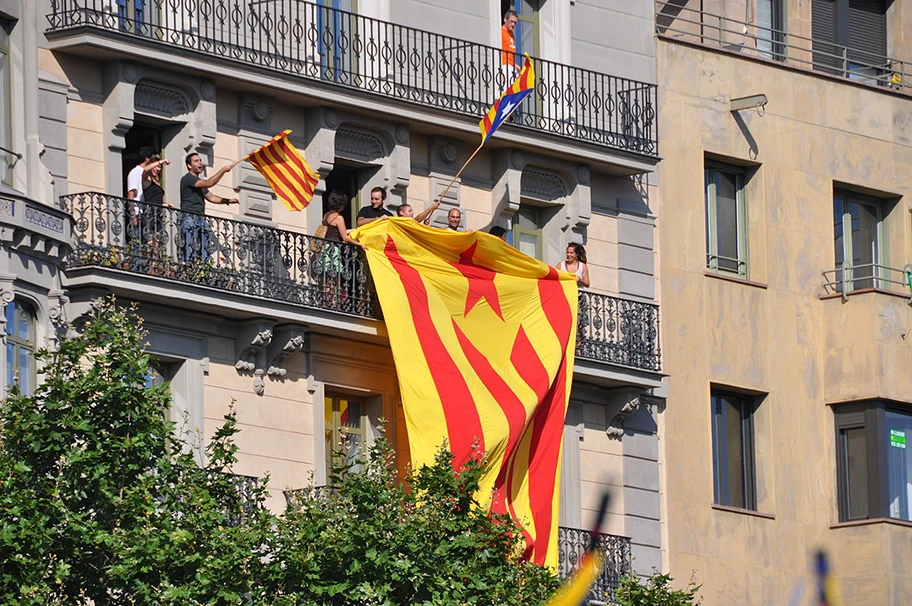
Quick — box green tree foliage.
[615,569,702,606]
[0,298,559,605]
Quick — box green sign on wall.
[890,430,906,449]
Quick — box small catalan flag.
[479,54,535,145]
[245,130,319,212]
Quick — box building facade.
[657,0,912,604]
[2,0,666,598]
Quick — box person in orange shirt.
[501,9,518,81]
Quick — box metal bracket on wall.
[730,94,768,116]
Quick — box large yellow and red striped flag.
[351,218,578,568]
[245,130,319,212]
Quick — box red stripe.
[383,237,485,466]
[257,146,313,209]
[511,326,551,401]
[518,269,574,564]
[452,322,527,516]
[273,136,318,183]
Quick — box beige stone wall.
[658,37,912,605]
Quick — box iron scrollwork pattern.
[557,526,632,603]
[63,192,379,318]
[576,290,661,372]
[47,0,658,155]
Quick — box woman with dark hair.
[557,242,590,288]
[316,190,365,277]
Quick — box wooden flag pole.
[434,141,484,205]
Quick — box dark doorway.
[322,166,360,229]
[121,124,163,197]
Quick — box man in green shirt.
[179,152,239,262]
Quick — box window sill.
[704,271,768,289]
[819,288,911,302]
[830,517,912,530]
[711,504,775,519]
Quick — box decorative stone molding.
[266,326,308,378]
[395,124,409,145]
[240,93,275,130]
[234,321,275,396]
[0,274,14,343]
[135,81,191,119]
[606,394,641,438]
[47,289,69,348]
[335,127,385,163]
[521,167,567,202]
[200,80,217,101]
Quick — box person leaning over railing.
[179,152,238,264]
[556,242,591,331]
[140,155,173,264]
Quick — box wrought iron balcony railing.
[656,0,912,92]
[63,192,379,318]
[62,192,661,372]
[557,526,632,603]
[822,263,912,303]
[47,0,658,156]
[577,291,661,372]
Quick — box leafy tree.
[615,569,702,606]
[0,298,559,604]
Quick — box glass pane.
[848,200,879,289]
[341,399,361,430]
[722,396,746,508]
[714,171,740,273]
[17,306,31,341]
[19,346,30,396]
[5,342,13,391]
[518,231,539,259]
[0,48,8,185]
[704,169,712,265]
[885,410,912,521]
[4,300,14,336]
[517,206,540,230]
[843,427,869,520]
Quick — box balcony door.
[812,0,887,80]
[316,0,359,84]
[833,190,884,291]
[502,0,540,59]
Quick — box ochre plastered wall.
[658,37,912,605]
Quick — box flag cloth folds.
[351,218,578,568]
[245,130,319,212]
[479,54,535,145]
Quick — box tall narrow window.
[5,301,36,396]
[757,0,786,60]
[513,205,543,260]
[0,20,11,186]
[705,163,748,277]
[885,410,912,521]
[502,0,540,58]
[325,394,367,480]
[832,190,883,292]
[711,390,756,510]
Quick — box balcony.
[47,0,658,157]
[655,0,911,92]
[821,263,912,303]
[62,192,662,372]
[557,525,632,604]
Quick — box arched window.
[5,300,36,396]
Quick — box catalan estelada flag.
[479,54,535,145]
[245,130,318,212]
[351,218,577,568]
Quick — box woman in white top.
[557,242,590,288]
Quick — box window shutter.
[847,0,886,65]
[812,0,839,72]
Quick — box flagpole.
[434,141,484,205]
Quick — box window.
[705,163,748,277]
[0,20,11,186]
[325,394,367,479]
[513,205,543,260]
[812,0,887,80]
[836,402,912,523]
[756,0,786,61]
[832,189,884,291]
[5,301,36,396]
[711,390,756,510]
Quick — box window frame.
[832,188,887,292]
[5,300,37,396]
[835,401,912,523]
[704,162,749,279]
[324,393,369,480]
[710,388,757,510]
[0,20,11,186]
[513,203,544,260]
